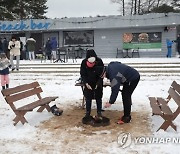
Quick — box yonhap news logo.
[117,132,132,148]
[117,132,180,148]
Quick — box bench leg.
[37,104,51,112]
[157,115,177,131]
[13,111,28,126]
[172,107,180,121]
[81,96,85,109]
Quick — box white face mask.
[88,57,95,63]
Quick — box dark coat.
[2,39,8,53]
[45,40,52,54]
[174,36,180,52]
[80,50,104,100]
[106,61,140,104]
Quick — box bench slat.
[171,81,180,94]
[149,97,162,115]
[17,97,58,111]
[157,97,173,115]
[168,87,180,106]
[5,88,43,103]
[2,82,40,96]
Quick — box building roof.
[0,13,180,32]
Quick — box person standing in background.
[0,38,3,53]
[2,38,9,59]
[8,36,20,71]
[26,36,36,60]
[173,34,180,58]
[0,53,11,90]
[51,37,58,62]
[18,38,24,60]
[45,38,52,60]
[166,39,174,58]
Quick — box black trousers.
[85,99,102,115]
[122,76,140,117]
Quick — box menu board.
[123,32,162,49]
[63,30,94,47]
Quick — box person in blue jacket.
[95,61,140,124]
[51,37,58,62]
[166,39,174,58]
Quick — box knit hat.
[95,66,106,77]
[86,49,97,59]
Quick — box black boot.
[50,105,63,116]
[6,84,9,89]
[2,86,5,90]
[82,111,94,124]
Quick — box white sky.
[45,0,120,18]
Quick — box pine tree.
[0,0,48,20]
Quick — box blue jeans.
[167,47,172,57]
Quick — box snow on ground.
[0,58,180,154]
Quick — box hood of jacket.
[86,49,97,59]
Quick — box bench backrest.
[1,82,43,110]
[168,81,180,106]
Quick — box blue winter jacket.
[106,61,140,104]
[51,37,58,50]
[166,39,173,47]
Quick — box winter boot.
[117,115,131,124]
[82,112,94,125]
[2,86,5,90]
[50,105,63,116]
[6,84,9,89]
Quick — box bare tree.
[111,0,125,15]
[111,0,174,15]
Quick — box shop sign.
[0,19,51,31]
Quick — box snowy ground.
[0,58,180,154]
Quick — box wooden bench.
[1,81,58,126]
[148,81,180,132]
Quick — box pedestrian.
[45,38,52,60]
[2,37,9,59]
[26,36,36,60]
[80,49,104,124]
[0,53,11,90]
[18,38,24,60]
[51,37,58,62]
[173,34,180,58]
[166,39,174,58]
[0,38,3,53]
[8,36,21,71]
[95,61,140,124]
